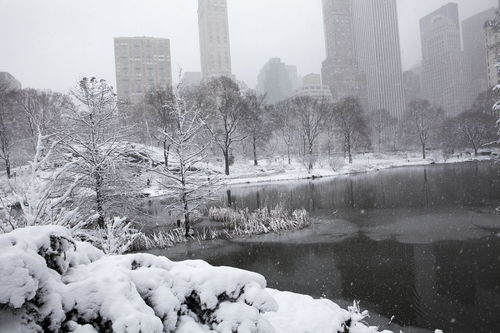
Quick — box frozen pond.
[155,161,500,332]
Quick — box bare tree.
[405,99,444,159]
[454,111,497,156]
[368,109,397,152]
[271,100,297,165]
[146,88,175,167]
[202,77,246,176]
[242,92,270,166]
[59,77,130,228]
[15,88,68,144]
[333,97,369,164]
[153,89,219,236]
[290,96,328,172]
[0,84,16,178]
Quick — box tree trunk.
[422,143,426,160]
[163,139,170,168]
[308,143,314,172]
[183,196,190,237]
[378,131,382,152]
[5,158,11,179]
[95,172,105,229]
[347,136,353,164]
[253,136,258,166]
[474,147,478,157]
[223,149,230,176]
[287,145,291,165]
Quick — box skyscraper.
[198,0,232,79]
[462,7,496,106]
[257,58,297,104]
[114,37,172,104]
[420,3,466,117]
[321,0,366,103]
[485,4,500,89]
[352,0,406,119]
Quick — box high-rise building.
[352,0,406,119]
[420,3,466,117]
[257,58,296,104]
[485,5,500,89]
[462,7,497,107]
[181,72,202,87]
[0,72,21,91]
[403,69,423,105]
[198,0,232,79]
[114,37,172,104]
[321,0,366,103]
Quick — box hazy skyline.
[0,0,496,92]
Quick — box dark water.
[160,162,500,333]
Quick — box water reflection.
[179,236,500,332]
[224,162,500,214]
[160,162,500,332]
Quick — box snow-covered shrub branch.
[0,226,393,333]
[1,130,81,233]
[152,85,220,236]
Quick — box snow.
[221,152,494,186]
[0,225,395,333]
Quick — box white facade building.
[198,0,232,79]
[114,37,172,104]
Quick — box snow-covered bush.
[0,226,276,332]
[0,225,394,333]
[209,204,310,236]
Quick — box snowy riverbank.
[221,152,494,186]
[0,225,397,333]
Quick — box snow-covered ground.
[220,151,494,186]
[0,225,400,333]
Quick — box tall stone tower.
[198,0,232,79]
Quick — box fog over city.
[0,0,496,90]
[2,0,500,332]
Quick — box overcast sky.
[0,0,497,92]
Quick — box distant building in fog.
[420,3,466,117]
[0,72,21,91]
[403,69,422,105]
[114,37,172,104]
[198,0,232,79]
[321,0,366,104]
[352,0,406,119]
[292,73,333,101]
[462,7,496,107]
[485,6,500,89]
[257,58,297,104]
[181,72,202,87]
[302,73,321,86]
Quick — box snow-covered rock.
[0,226,392,333]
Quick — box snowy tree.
[146,88,175,167]
[152,88,219,236]
[4,132,81,233]
[368,109,397,152]
[58,77,134,228]
[271,100,298,165]
[0,84,16,178]
[404,99,444,159]
[14,88,68,148]
[333,97,370,164]
[454,111,497,156]
[202,76,246,176]
[242,92,271,166]
[290,96,328,172]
